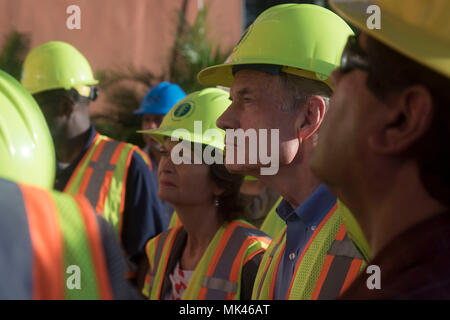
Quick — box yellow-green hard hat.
[330,0,450,80]
[0,70,56,189]
[21,41,98,95]
[140,88,230,151]
[198,4,354,88]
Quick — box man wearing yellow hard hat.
[0,69,137,299]
[198,3,367,300]
[310,0,450,299]
[20,41,166,287]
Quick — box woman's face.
[158,139,220,207]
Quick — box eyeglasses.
[339,35,370,74]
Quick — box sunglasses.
[339,35,370,74]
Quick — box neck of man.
[174,203,222,269]
[343,159,447,258]
[258,145,321,209]
[56,124,91,164]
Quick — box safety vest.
[252,202,365,300]
[143,220,271,300]
[260,197,285,238]
[64,133,151,240]
[168,210,182,229]
[0,178,112,299]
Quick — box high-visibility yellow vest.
[1,178,112,299]
[169,197,286,239]
[64,133,151,240]
[143,220,271,300]
[252,202,365,300]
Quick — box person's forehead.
[230,69,279,94]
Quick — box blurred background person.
[311,0,450,299]
[0,69,137,300]
[141,88,271,300]
[134,81,186,223]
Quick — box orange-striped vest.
[64,133,151,240]
[0,178,112,299]
[252,202,365,300]
[143,220,271,300]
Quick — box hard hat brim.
[197,63,235,87]
[330,0,450,80]
[198,61,334,89]
[139,128,225,152]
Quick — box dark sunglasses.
[339,35,370,74]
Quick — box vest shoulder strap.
[200,221,271,300]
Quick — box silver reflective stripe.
[84,139,120,210]
[202,276,237,294]
[204,225,269,299]
[255,230,285,299]
[327,234,363,259]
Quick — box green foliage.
[94,5,231,144]
[0,29,31,80]
[169,5,231,93]
[93,67,163,146]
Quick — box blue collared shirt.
[273,184,337,299]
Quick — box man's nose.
[216,103,238,130]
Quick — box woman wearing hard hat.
[134,82,186,226]
[140,88,271,300]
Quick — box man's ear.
[297,95,326,140]
[369,85,433,154]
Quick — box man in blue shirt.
[197,4,363,299]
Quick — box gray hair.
[278,73,332,112]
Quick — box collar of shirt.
[276,184,337,229]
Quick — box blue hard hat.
[134,81,186,115]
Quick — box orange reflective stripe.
[310,254,335,300]
[310,223,346,300]
[118,146,136,237]
[155,228,182,299]
[75,195,113,300]
[339,258,363,297]
[335,223,347,241]
[20,185,64,300]
[91,139,107,162]
[78,167,94,200]
[197,221,249,299]
[110,142,127,165]
[96,170,114,215]
[285,203,338,299]
[64,133,102,193]
[134,146,153,171]
[227,236,270,299]
[243,237,271,266]
[204,222,248,277]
